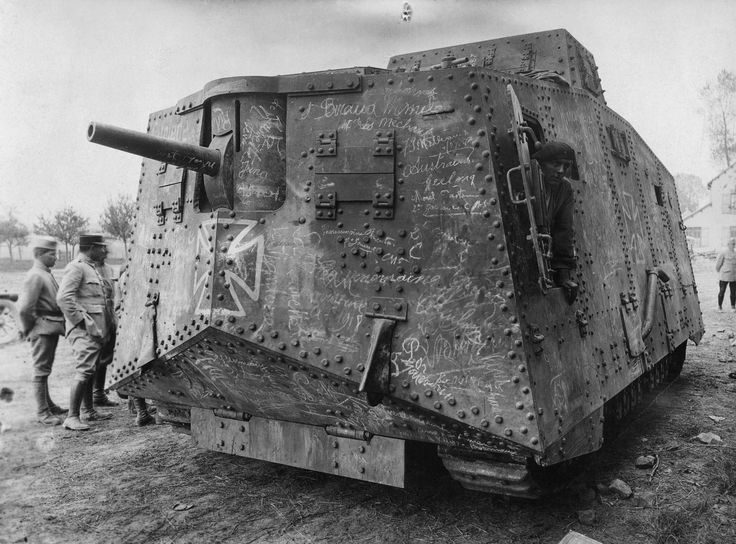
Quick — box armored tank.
[89,29,703,497]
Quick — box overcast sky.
[1,0,734,226]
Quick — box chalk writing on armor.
[156,122,187,142]
[212,107,233,133]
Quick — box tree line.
[675,69,735,215]
[0,194,135,262]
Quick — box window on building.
[722,190,736,214]
[722,226,736,244]
[688,227,703,247]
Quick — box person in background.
[716,237,736,311]
[56,234,116,431]
[18,236,67,425]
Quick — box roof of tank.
[387,28,605,103]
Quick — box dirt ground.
[1,258,735,544]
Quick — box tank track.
[438,447,548,498]
[154,402,191,434]
[440,341,687,497]
[602,341,686,440]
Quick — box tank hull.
[102,29,703,495]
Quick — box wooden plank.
[191,408,405,487]
[558,531,603,544]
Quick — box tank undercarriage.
[150,341,688,498]
[440,341,687,497]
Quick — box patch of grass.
[676,423,702,440]
[709,459,736,495]
[651,500,711,544]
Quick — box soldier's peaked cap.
[78,233,107,246]
[31,235,57,250]
[533,141,575,162]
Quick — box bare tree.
[35,206,89,262]
[0,211,29,262]
[674,173,707,216]
[700,69,736,168]
[99,193,135,255]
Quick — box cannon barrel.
[87,122,221,176]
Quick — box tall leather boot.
[133,397,154,427]
[62,380,90,431]
[92,364,118,407]
[81,377,112,421]
[33,376,61,425]
[44,378,68,416]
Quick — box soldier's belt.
[36,310,64,317]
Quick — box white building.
[683,164,736,252]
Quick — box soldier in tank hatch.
[533,140,579,304]
[18,236,67,425]
[57,234,117,431]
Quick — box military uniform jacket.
[57,254,116,339]
[545,176,576,270]
[18,261,64,337]
[716,249,736,282]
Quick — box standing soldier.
[57,234,117,431]
[716,238,736,311]
[18,236,67,425]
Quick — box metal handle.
[506,166,528,205]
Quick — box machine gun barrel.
[87,122,221,176]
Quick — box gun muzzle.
[87,122,221,176]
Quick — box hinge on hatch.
[315,132,337,156]
[365,297,407,321]
[371,130,395,219]
[373,131,394,156]
[315,190,336,220]
[171,197,184,223]
[154,201,165,226]
[213,408,252,421]
[154,197,184,225]
[372,190,394,219]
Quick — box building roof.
[682,201,712,222]
[707,163,736,189]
